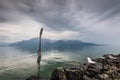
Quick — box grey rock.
[50,54,120,80]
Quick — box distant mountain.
[10,38,98,52]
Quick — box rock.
[93,58,105,63]
[50,67,84,80]
[98,74,112,80]
[82,75,93,80]
[103,54,115,59]
[50,67,67,80]
[50,54,120,80]
[26,76,48,80]
[102,64,110,72]
[88,63,103,70]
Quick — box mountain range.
[10,38,98,52]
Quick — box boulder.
[50,54,120,80]
[50,67,84,80]
[26,76,48,80]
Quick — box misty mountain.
[10,38,98,52]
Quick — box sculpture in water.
[37,28,43,78]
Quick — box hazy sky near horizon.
[0,0,120,45]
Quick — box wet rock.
[50,54,120,80]
[26,76,48,80]
[50,67,67,80]
[93,58,105,63]
[98,74,112,80]
[50,66,85,80]
[82,75,93,80]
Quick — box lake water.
[0,46,120,80]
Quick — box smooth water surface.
[0,46,120,80]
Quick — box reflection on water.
[0,46,120,80]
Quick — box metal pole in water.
[37,28,43,78]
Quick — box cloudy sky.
[0,0,120,45]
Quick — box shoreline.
[26,54,120,80]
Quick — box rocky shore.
[50,54,120,80]
[26,54,120,80]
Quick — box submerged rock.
[50,67,84,80]
[26,76,48,80]
[50,54,120,80]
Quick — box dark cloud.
[89,3,120,24]
[98,4,120,22]
[1,0,120,44]
[0,0,120,31]
[0,17,7,22]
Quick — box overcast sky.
[0,0,120,45]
